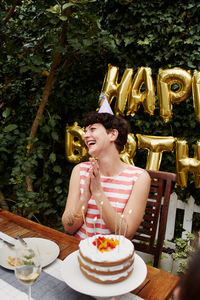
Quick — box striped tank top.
[74,162,144,240]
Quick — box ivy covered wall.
[0,0,200,229]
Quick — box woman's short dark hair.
[82,111,129,153]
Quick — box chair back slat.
[133,234,151,243]
[143,213,156,220]
[133,169,176,267]
[136,228,153,235]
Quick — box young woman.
[62,111,151,240]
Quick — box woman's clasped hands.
[81,158,103,203]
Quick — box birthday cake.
[78,234,135,283]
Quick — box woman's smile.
[84,123,109,155]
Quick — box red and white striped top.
[75,162,144,240]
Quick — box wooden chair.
[132,169,176,267]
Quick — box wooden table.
[0,209,180,300]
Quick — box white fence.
[138,193,200,272]
[164,192,200,248]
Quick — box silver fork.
[15,234,27,247]
[15,234,35,256]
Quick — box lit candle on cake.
[100,201,103,231]
[119,214,124,236]
[81,206,88,239]
[124,209,132,237]
[118,214,124,251]
[93,216,98,252]
[93,216,97,239]
[114,202,118,235]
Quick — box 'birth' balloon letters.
[65,64,200,189]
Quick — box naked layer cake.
[78,234,134,284]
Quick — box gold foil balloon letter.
[157,68,192,121]
[137,135,176,170]
[192,70,200,123]
[65,122,89,163]
[176,140,200,188]
[127,67,155,116]
[101,64,133,115]
[120,133,137,165]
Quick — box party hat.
[98,92,114,115]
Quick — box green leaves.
[137,38,151,46]
[53,165,61,174]
[49,152,56,163]
[1,0,200,229]
[171,232,195,274]
[62,3,74,10]
[4,124,18,132]
[2,108,11,119]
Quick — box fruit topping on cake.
[92,236,119,252]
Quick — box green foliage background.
[1,0,200,230]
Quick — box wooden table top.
[0,209,180,300]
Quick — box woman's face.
[84,123,112,156]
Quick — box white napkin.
[43,258,63,281]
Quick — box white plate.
[61,250,147,298]
[0,237,60,270]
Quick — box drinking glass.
[15,244,41,300]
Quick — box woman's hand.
[89,158,103,198]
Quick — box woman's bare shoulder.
[71,161,90,175]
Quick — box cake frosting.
[78,234,134,283]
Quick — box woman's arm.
[122,170,151,239]
[61,164,91,234]
[90,162,151,240]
